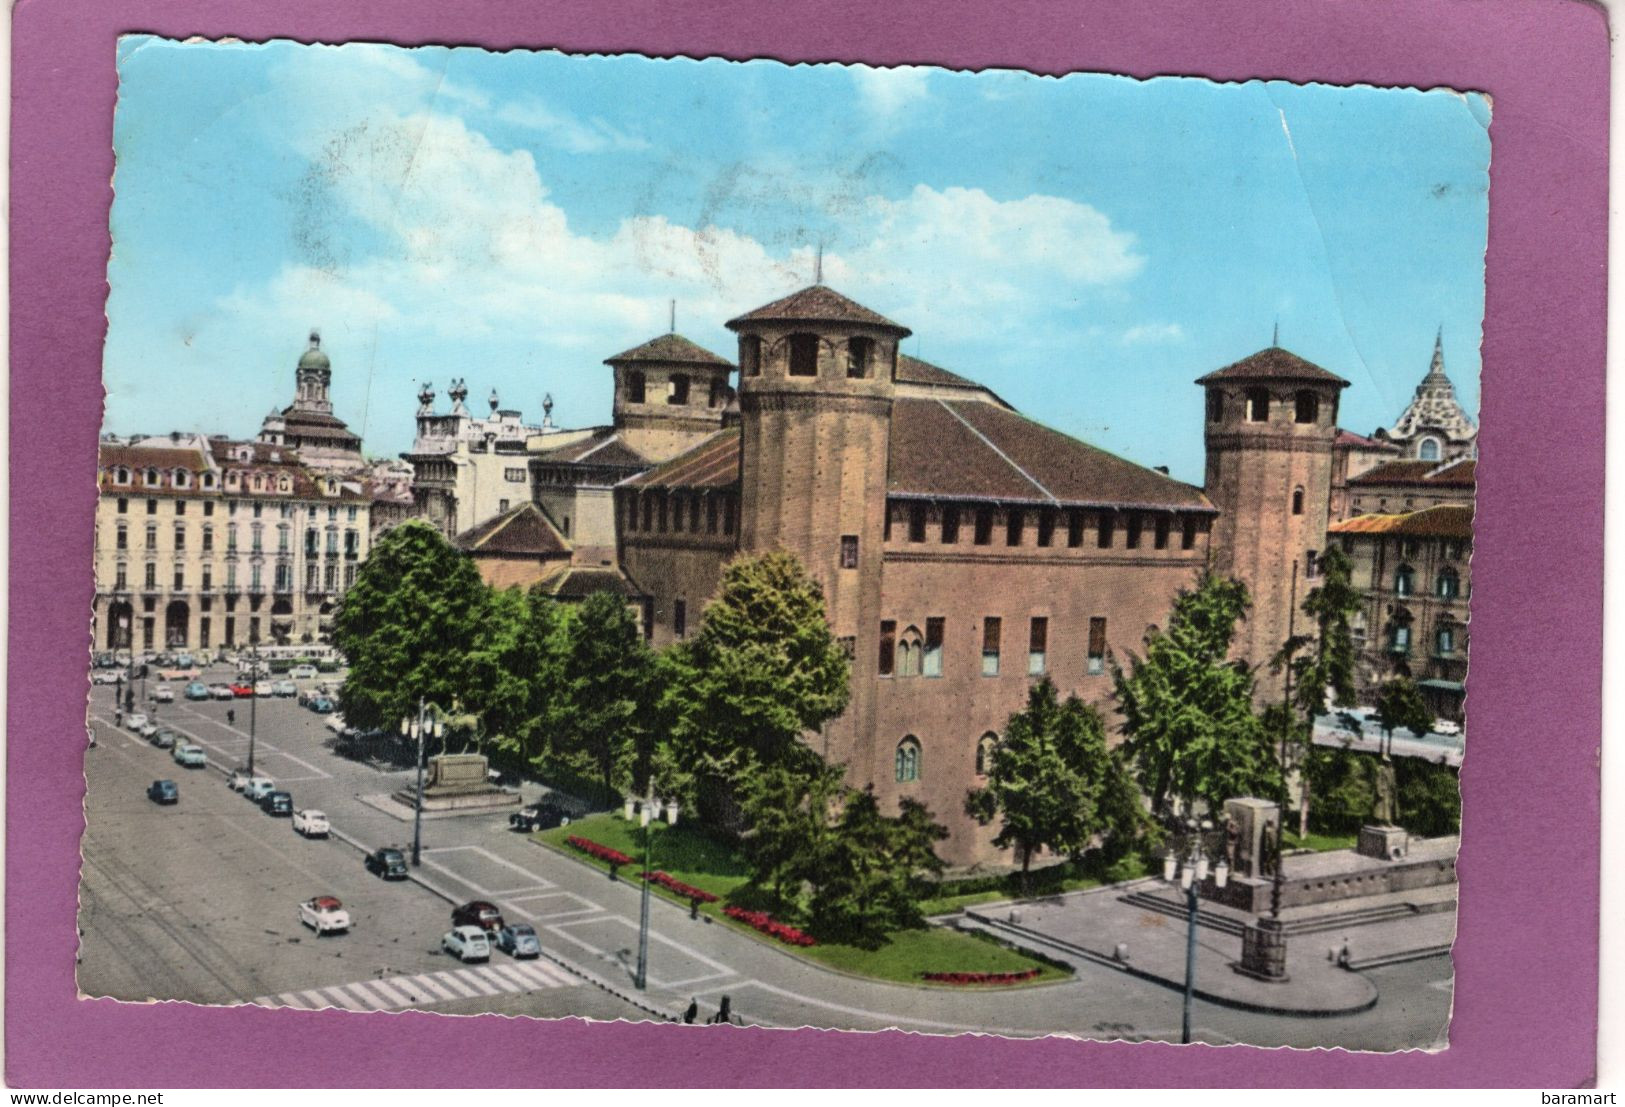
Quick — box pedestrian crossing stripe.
[253,957,578,1011]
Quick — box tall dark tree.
[736,760,846,912]
[662,551,851,827]
[1374,676,1433,749]
[555,590,657,801]
[966,679,1128,891]
[1113,574,1280,818]
[467,586,571,771]
[805,788,949,947]
[332,521,488,734]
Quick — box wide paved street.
[80,669,1452,1048]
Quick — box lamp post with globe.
[1162,817,1230,1045]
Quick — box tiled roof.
[1328,504,1474,539]
[98,443,211,472]
[620,428,741,491]
[1334,428,1401,451]
[534,429,651,469]
[540,566,647,600]
[895,355,1012,408]
[727,285,911,336]
[605,333,733,368]
[889,399,1213,511]
[453,502,570,557]
[1196,346,1351,387]
[1348,458,1476,488]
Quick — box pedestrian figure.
[683,999,698,1024]
[227,708,236,727]
[114,708,123,727]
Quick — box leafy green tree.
[555,591,657,801]
[1396,757,1461,837]
[332,521,488,734]
[1374,677,1433,750]
[663,551,851,827]
[966,679,1121,891]
[467,587,571,772]
[805,788,948,947]
[736,760,846,912]
[1112,574,1280,817]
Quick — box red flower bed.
[640,871,719,904]
[920,969,1041,986]
[723,905,817,947]
[566,835,633,867]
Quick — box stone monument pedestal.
[1234,917,1291,983]
[1358,824,1409,861]
[391,752,520,813]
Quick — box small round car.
[147,779,178,805]
[495,923,541,959]
[442,926,491,964]
[298,895,351,936]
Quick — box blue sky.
[106,38,1490,482]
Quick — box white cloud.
[851,64,930,126]
[1121,322,1185,345]
[494,99,649,153]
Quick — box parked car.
[297,896,351,936]
[451,900,505,934]
[150,684,175,703]
[309,697,335,714]
[147,779,178,805]
[209,684,235,700]
[136,720,159,740]
[173,652,195,669]
[324,713,347,734]
[260,790,293,817]
[91,670,121,685]
[150,727,179,750]
[229,683,255,698]
[253,680,274,697]
[272,680,298,698]
[1432,719,1462,737]
[244,776,276,803]
[227,766,252,792]
[509,800,579,833]
[289,664,319,680]
[173,743,206,768]
[124,712,149,731]
[364,847,409,880]
[292,808,330,838]
[93,652,116,669]
[184,681,210,701]
[442,926,491,964]
[495,923,540,959]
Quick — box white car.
[442,926,491,963]
[137,720,160,740]
[324,713,347,734]
[1432,719,1463,737]
[172,743,206,768]
[227,766,252,792]
[150,685,175,703]
[289,665,319,680]
[292,809,330,838]
[91,670,121,685]
[298,896,351,935]
[124,712,150,731]
[254,680,275,697]
[209,684,235,700]
[244,776,276,802]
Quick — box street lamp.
[634,787,656,991]
[400,700,446,867]
[246,640,260,776]
[1162,819,1230,1045]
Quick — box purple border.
[9,0,1605,1088]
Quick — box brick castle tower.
[726,285,911,765]
[1199,345,1349,696]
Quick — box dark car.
[260,790,293,816]
[451,900,505,933]
[147,780,178,805]
[364,847,409,880]
[508,800,575,833]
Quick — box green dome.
[298,331,330,371]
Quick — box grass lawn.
[534,813,1068,987]
[1283,829,1360,852]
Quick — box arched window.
[788,333,820,377]
[740,335,763,377]
[975,732,998,777]
[1206,390,1224,423]
[144,468,159,487]
[114,466,130,484]
[627,371,646,404]
[1292,487,1305,516]
[1245,388,1270,423]
[1434,619,1457,656]
[847,337,873,379]
[1294,390,1320,424]
[1389,615,1413,655]
[897,626,923,677]
[1435,567,1460,599]
[1418,437,1441,461]
[895,736,921,783]
[668,374,689,405]
[278,475,291,493]
[1394,565,1415,596]
[201,473,215,489]
[173,468,189,488]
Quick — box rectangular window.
[251,564,262,590]
[203,501,213,517]
[254,502,263,518]
[878,620,896,676]
[1097,516,1114,549]
[115,563,127,590]
[326,531,337,555]
[1126,515,1142,549]
[982,617,1002,676]
[199,617,210,648]
[252,528,263,553]
[278,528,289,552]
[505,468,526,482]
[174,567,184,589]
[1182,516,1198,550]
[883,506,892,542]
[706,497,718,534]
[1392,625,1412,654]
[147,499,156,515]
[276,564,292,592]
[1087,617,1107,675]
[1305,549,1320,579]
[116,526,128,551]
[1155,515,1170,550]
[175,500,187,516]
[1029,617,1048,675]
[1435,626,1455,655]
[690,497,701,533]
[145,563,156,588]
[840,535,859,569]
[117,497,128,514]
[345,564,357,589]
[306,563,318,591]
[974,508,993,546]
[908,503,927,543]
[498,499,510,514]
[1037,509,1055,548]
[201,528,213,553]
[674,600,687,639]
[348,506,358,521]
[1006,510,1024,547]
[145,524,157,549]
[324,564,337,591]
[224,616,235,646]
[249,617,260,645]
[924,617,944,677]
[202,565,212,591]
[226,562,236,590]
[941,505,960,544]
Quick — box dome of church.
[298,331,330,371]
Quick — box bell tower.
[727,285,910,770]
[1199,345,1349,696]
[294,329,333,413]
